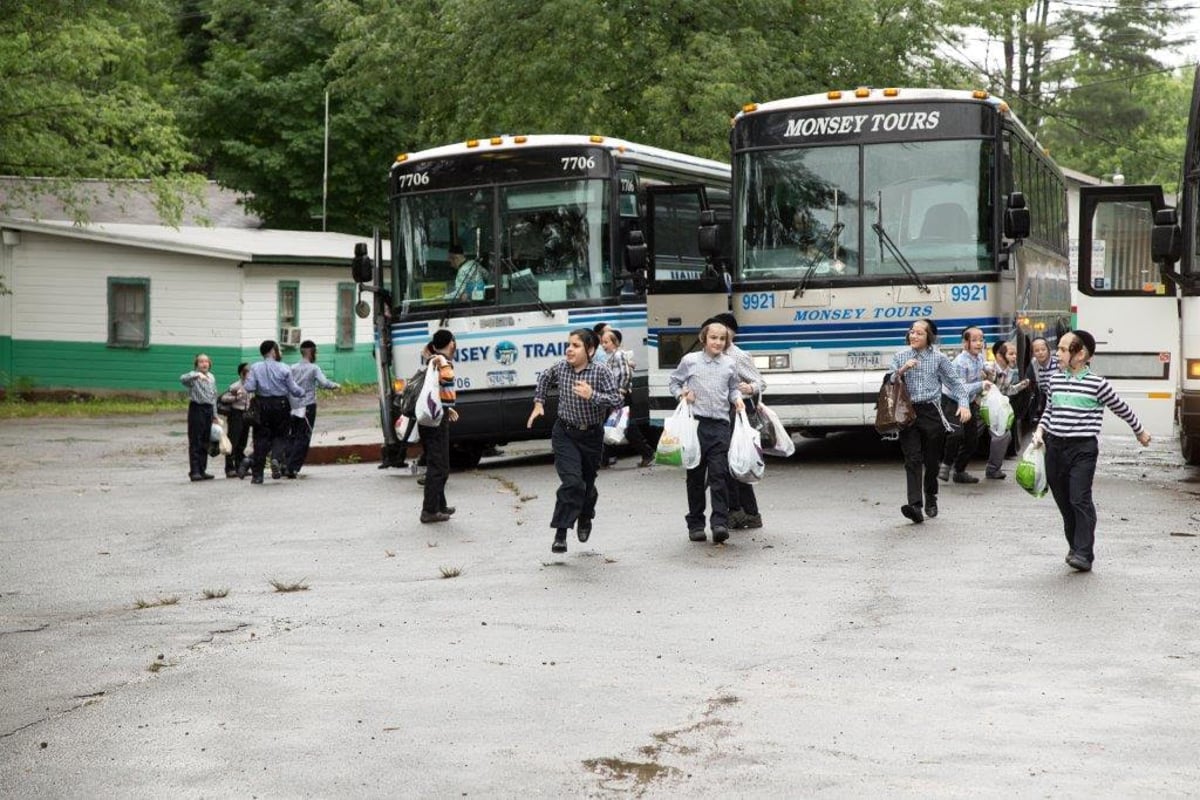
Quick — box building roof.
[0,177,263,228]
[0,218,386,266]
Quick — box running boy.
[527,328,623,554]
[1032,330,1150,571]
[667,321,745,544]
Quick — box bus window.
[498,179,610,306]
[397,189,495,307]
[863,139,993,275]
[740,145,859,279]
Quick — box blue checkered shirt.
[534,360,622,427]
[668,351,741,420]
[889,347,968,406]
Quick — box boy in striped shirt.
[1032,330,1151,571]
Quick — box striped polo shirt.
[1038,368,1143,439]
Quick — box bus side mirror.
[1004,192,1030,240]
[698,209,720,258]
[1152,207,1182,265]
[351,242,375,283]
[624,229,647,273]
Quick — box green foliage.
[0,0,203,223]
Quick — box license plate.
[845,351,882,369]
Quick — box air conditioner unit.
[280,326,302,347]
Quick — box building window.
[278,281,299,347]
[107,278,149,348]
[336,282,356,350]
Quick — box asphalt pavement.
[2,397,1199,798]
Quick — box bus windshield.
[739,138,993,281]
[395,179,610,312]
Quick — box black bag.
[244,396,261,427]
[874,375,916,433]
[399,366,426,418]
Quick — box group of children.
[180,339,339,484]
[527,314,765,554]
[889,319,1150,571]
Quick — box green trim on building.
[1,339,377,391]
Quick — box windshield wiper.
[501,257,554,317]
[792,221,845,298]
[872,221,930,294]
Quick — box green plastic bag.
[1015,442,1048,498]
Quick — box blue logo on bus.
[495,340,518,366]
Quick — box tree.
[0,0,202,224]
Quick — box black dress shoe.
[576,519,592,543]
[924,497,938,518]
[953,471,980,484]
[250,475,264,484]
[189,474,203,482]
[901,504,924,523]
[688,528,706,542]
[201,473,215,480]
[236,458,251,480]
[712,526,729,544]
[1066,552,1092,571]
[420,511,451,523]
[440,506,456,516]
[551,529,568,553]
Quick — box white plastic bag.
[729,407,765,483]
[656,400,700,468]
[394,415,422,443]
[982,388,1014,437]
[415,359,444,426]
[603,406,630,446]
[1015,442,1048,498]
[758,401,794,458]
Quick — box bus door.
[644,185,732,423]
[1076,185,1177,436]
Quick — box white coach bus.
[351,135,729,468]
[646,87,1072,440]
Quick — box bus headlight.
[1187,359,1200,380]
[753,354,790,370]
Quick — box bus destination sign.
[734,102,997,149]
[391,146,612,193]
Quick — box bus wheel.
[1181,430,1200,466]
[449,444,484,471]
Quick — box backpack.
[399,366,426,417]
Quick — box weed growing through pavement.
[269,579,309,593]
[439,566,462,579]
[201,588,229,599]
[335,453,362,464]
[134,595,179,609]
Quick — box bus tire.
[449,444,484,471]
[1181,430,1200,466]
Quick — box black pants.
[287,403,317,473]
[419,416,451,515]
[941,397,979,472]
[899,402,948,508]
[223,408,250,474]
[550,419,603,529]
[686,417,731,530]
[187,401,214,477]
[249,396,291,479]
[1045,434,1099,562]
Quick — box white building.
[0,219,381,392]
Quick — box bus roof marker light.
[489,137,503,145]
[395,153,409,163]
[742,102,759,113]
[998,102,1010,114]
[513,135,527,144]
[972,90,990,100]
[855,87,870,98]
[465,139,479,148]
[589,135,605,143]
[826,91,842,100]
[882,88,899,97]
